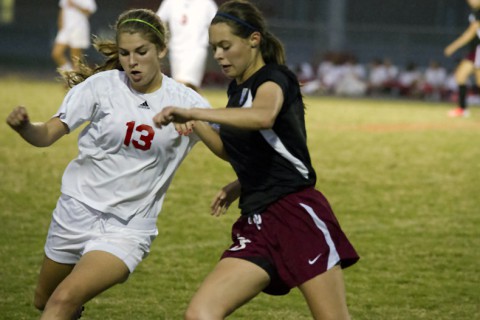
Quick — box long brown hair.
[62,8,168,87]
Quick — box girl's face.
[118,32,166,93]
[209,23,263,83]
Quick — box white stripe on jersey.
[240,89,309,179]
[260,129,309,179]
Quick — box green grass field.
[0,76,479,319]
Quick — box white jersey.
[59,0,96,32]
[157,0,217,53]
[55,70,210,221]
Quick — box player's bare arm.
[6,106,68,147]
[445,21,480,57]
[193,120,229,160]
[153,82,284,130]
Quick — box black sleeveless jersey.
[468,9,480,51]
[220,64,317,215]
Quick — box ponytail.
[261,31,285,65]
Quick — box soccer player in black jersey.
[154,1,359,318]
[445,0,480,117]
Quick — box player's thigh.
[50,250,129,306]
[298,265,350,320]
[34,255,75,309]
[473,68,480,85]
[186,257,270,318]
[455,60,474,83]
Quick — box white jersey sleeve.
[55,80,98,131]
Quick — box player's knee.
[322,309,351,320]
[184,303,218,320]
[42,286,80,314]
[184,305,201,320]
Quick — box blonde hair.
[62,8,168,87]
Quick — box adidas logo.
[138,101,150,109]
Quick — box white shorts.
[55,26,91,49]
[44,194,158,273]
[169,48,208,88]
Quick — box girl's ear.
[249,31,261,48]
[158,47,168,59]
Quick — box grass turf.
[0,76,479,319]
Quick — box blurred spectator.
[421,60,448,101]
[397,62,422,98]
[301,53,349,95]
[321,57,347,93]
[301,53,335,94]
[367,58,386,94]
[383,58,400,91]
[444,68,460,95]
[346,56,367,80]
[367,58,399,95]
[295,61,315,83]
[335,57,368,97]
[300,54,460,103]
[316,53,335,82]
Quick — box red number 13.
[124,121,155,151]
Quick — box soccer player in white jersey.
[52,0,97,72]
[6,8,220,319]
[157,0,218,92]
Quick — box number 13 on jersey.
[124,121,155,151]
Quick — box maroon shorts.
[221,187,359,295]
[466,50,476,62]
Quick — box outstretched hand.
[6,106,30,131]
[153,107,192,129]
[210,180,241,217]
[444,45,455,57]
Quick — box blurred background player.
[156,0,218,92]
[51,0,97,72]
[444,0,480,117]
[421,60,448,101]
